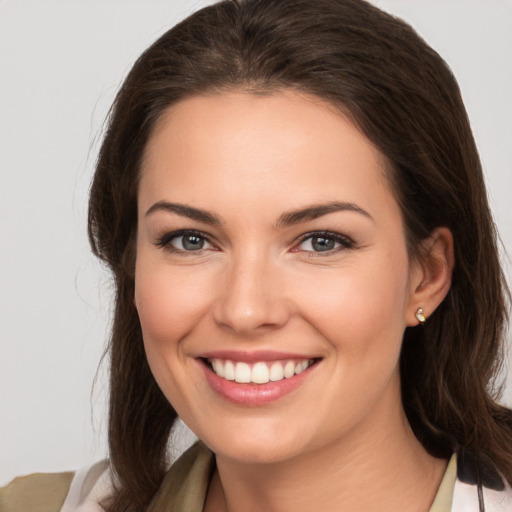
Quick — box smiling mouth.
[203,358,318,384]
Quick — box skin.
[135,90,454,512]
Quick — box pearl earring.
[415,307,426,325]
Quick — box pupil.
[183,235,204,250]
[312,236,334,251]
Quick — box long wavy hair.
[88,0,512,510]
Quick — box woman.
[2,0,511,511]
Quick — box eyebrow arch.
[145,201,222,225]
[275,202,373,228]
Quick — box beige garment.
[147,442,214,512]
[0,443,455,512]
[430,454,457,512]
[0,471,74,512]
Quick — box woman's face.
[135,90,422,464]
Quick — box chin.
[215,441,300,465]
[199,422,308,465]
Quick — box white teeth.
[295,359,309,374]
[269,362,284,381]
[251,362,270,384]
[209,358,314,384]
[211,359,224,378]
[224,360,235,381]
[234,362,251,383]
[284,361,295,378]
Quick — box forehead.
[139,90,396,222]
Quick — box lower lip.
[200,361,317,406]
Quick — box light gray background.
[1,0,511,485]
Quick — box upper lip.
[197,350,319,363]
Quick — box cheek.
[134,257,212,346]
[293,258,409,429]
[294,254,409,358]
[133,256,212,409]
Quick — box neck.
[204,401,447,512]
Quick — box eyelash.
[154,230,354,255]
[294,231,354,255]
[154,229,214,254]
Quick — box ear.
[406,227,454,326]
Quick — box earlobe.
[414,307,426,325]
[407,227,454,326]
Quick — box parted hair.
[88,0,512,510]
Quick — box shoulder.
[452,478,512,512]
[0,442,214,512]
[0,470,74,512]
[451,450,512,512]
[59,459,111,511]
[0,460,111,512]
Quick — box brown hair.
[88,0,512,510]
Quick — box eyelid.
[153,229,215,252]
[153,229,353,255]
[292,231,354,253]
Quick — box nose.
[212,252,292,335]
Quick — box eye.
[155,230,213,252]
[295,232,353,253]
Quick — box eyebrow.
[145,201,222,225]
[145,200,372,228]
[275,202,373,228]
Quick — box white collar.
[452,477,512,512]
